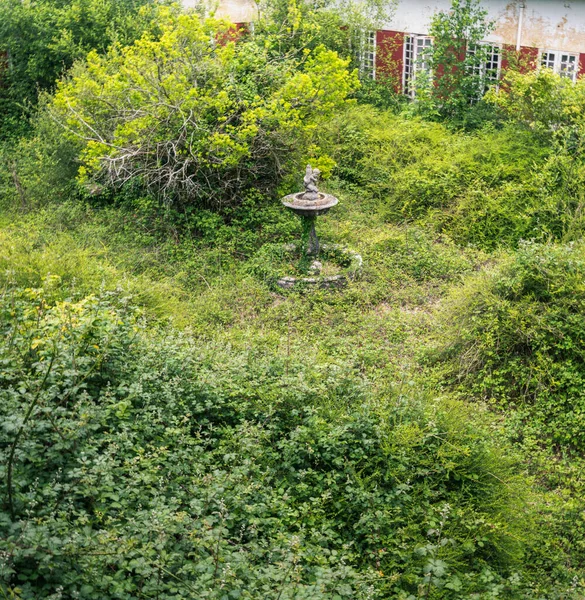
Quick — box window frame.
[540,49,579,82]
[358,30,377,80]
[466,42,502,99]
[403,33,433,97]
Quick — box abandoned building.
[378,1,585,94]
[184,0,585,93]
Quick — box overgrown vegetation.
[50,10,356,209]
[419,0,495,122]
[323,105,585,249]
[0,0,170,138]
[0,281,535,599]
[2,0,585,597]
[433,240,585,453]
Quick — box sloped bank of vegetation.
[2,0,585,598]
[1,281,531,599]
[428,240,585,585]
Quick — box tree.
[0,0,170,138]
[253,0,395,79]
[417,0,495,121]
[50,10,358,209]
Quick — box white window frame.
[540,49,579,82]
[359,31,377,80]
[466,42,502,98]
[403,34,433,97]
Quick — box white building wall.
[182,0,258,23]
[180,0,585,53]
[385,1,585,53]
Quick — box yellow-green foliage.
[322,105,585,248]
[486,68,585,133]
[51,9,358,207]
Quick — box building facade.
[374,1,585,92]
[182,0,257,24]
[184,0,585,91]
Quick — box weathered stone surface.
[281,192,338,215]
[301,164,320,201]
[277,167,362,290]
[275,246,363,291]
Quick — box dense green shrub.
[418,0,495,122]
[48,10,356,210]
[0,0,169,138]
[432,240,585,453]
[486,68,585,136]
[323,105,585,248]
[0,109,81,211]
[0,281,540,599]
[354,78,407,111]
[428,241,585,588]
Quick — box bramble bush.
[0,280,540,599]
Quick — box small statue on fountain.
[302,164,320,201]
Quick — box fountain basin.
[281,192,338,217]
[275,244,362,290]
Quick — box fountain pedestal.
[281,195,339,256]
[281,165,338,258]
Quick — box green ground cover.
[2,2,585,597]
[1,157,584,597]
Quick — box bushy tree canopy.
[413,0,495,122]
[50,10,358,208]
[254,0,393,68]
[0,0,169,137]
[487,68,585,134]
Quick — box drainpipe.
[516,2,526,51]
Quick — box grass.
[0,187,485,381]
[1,160,584,596]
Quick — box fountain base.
[274,244,362,291]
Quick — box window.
[403,34,433,97]
[541,50,579,82]
[467,43,502,97]
[358,31,376,79]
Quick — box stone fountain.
[276,165,361,290]
[281,165,338,256]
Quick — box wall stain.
[490,2,585,52]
